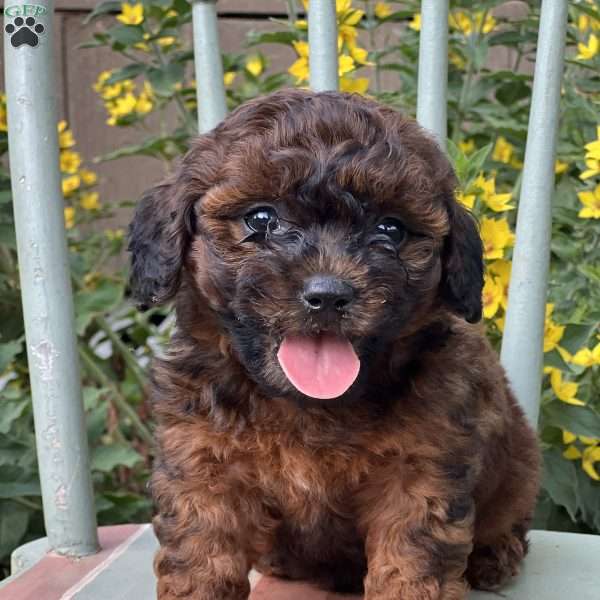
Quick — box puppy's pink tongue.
[277,334,360,399]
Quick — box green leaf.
[91,444,143,472]
[0,339,22,373]
[74,279,124,335]
[104,64,147,85]
[543,401,600,439]
[543,348,571,372]
[541,448,580,521]
[0,501,30,559]
[0,223,17,249]
[108,25,145,47]
[83,0,121,24]
[560,323,597,355]
[147,63,185,97]
[0,398,28,435]
[247,31,298,46]
[0,480,41,498]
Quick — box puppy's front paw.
[365,575,468,600]
[466,533,528,591]
[157,578,250,600]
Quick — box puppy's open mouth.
[277,333,360,399]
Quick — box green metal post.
[309,0,339,91]
[192,0,227,133]
[3,0,99,556]
[500,0,568,426]
[416,0,449,149]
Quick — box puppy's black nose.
[302,276,354,313]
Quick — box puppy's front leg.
[152,469,255,600]
[360,466,474,600]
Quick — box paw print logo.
[5,17,45,48]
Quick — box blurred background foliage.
[0,0,599,578]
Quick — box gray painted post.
[309,0,339,91]
[500,0,568,426]
[416,0,449,149]
[3,0,99,556]
[192,0,227,133]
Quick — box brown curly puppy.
[128,89,540,600]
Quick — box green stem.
[95,314,148,390]
[148,38,196,135]
[12,497,42,511]
[79,345,154,446]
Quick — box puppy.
[129,89,540,600]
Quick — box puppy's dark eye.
[376,218,406,244]
[245,207,280,234]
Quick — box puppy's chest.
[253,434,392,518]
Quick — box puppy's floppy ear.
[441,198,484,323]
[128,172,197,308]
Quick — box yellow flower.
[580,157,600,180]
[224,71,236,86]
[458,139,475,155]
[581,127,600,178]
[157,36,176,48]
[80,191,100,211]
[339,76,369,94]
[563,445,582,460]
[475,174,514,212]
[110,93,138,118]
[409,13,421,31]
[480,217,514,260]
[289,41,310,83]
[449,11,495,36]
[59,150,82,174]
[62,174,80,197]
[492,136,514,164]
[350,45,370,65]
[577,183,600,218]
[245,55,263,77]
[116,2,144,26]
[136,92,153,115]
[580,435,599,446]
[57,120,75,149]
[374,2,392,19]
[576,33,599,60]
[582,445,600,480]
[563,430,577,445]
[80,169,98,186]
[338,54,355,76]
[294,19,308,30]
[456,190,475,209]
[544,318,565,353]
[571,343,600,367]
[449,50,466,70]
[488,259,511,309]
[550,369,584,405]
[64,206,75,229]
[554,159,568,175]
[93,71,111,92]
[106,228,125,241]
[482,273,503,319]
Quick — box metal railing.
[3,0,568,559]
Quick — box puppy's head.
[129,90,483,403]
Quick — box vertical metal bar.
[192,0,227,133]
[4,0,99,556]
[308,0,339,91]
[500,0,568,427]
[416,0,449,149]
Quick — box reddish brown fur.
[129,90,540,600]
